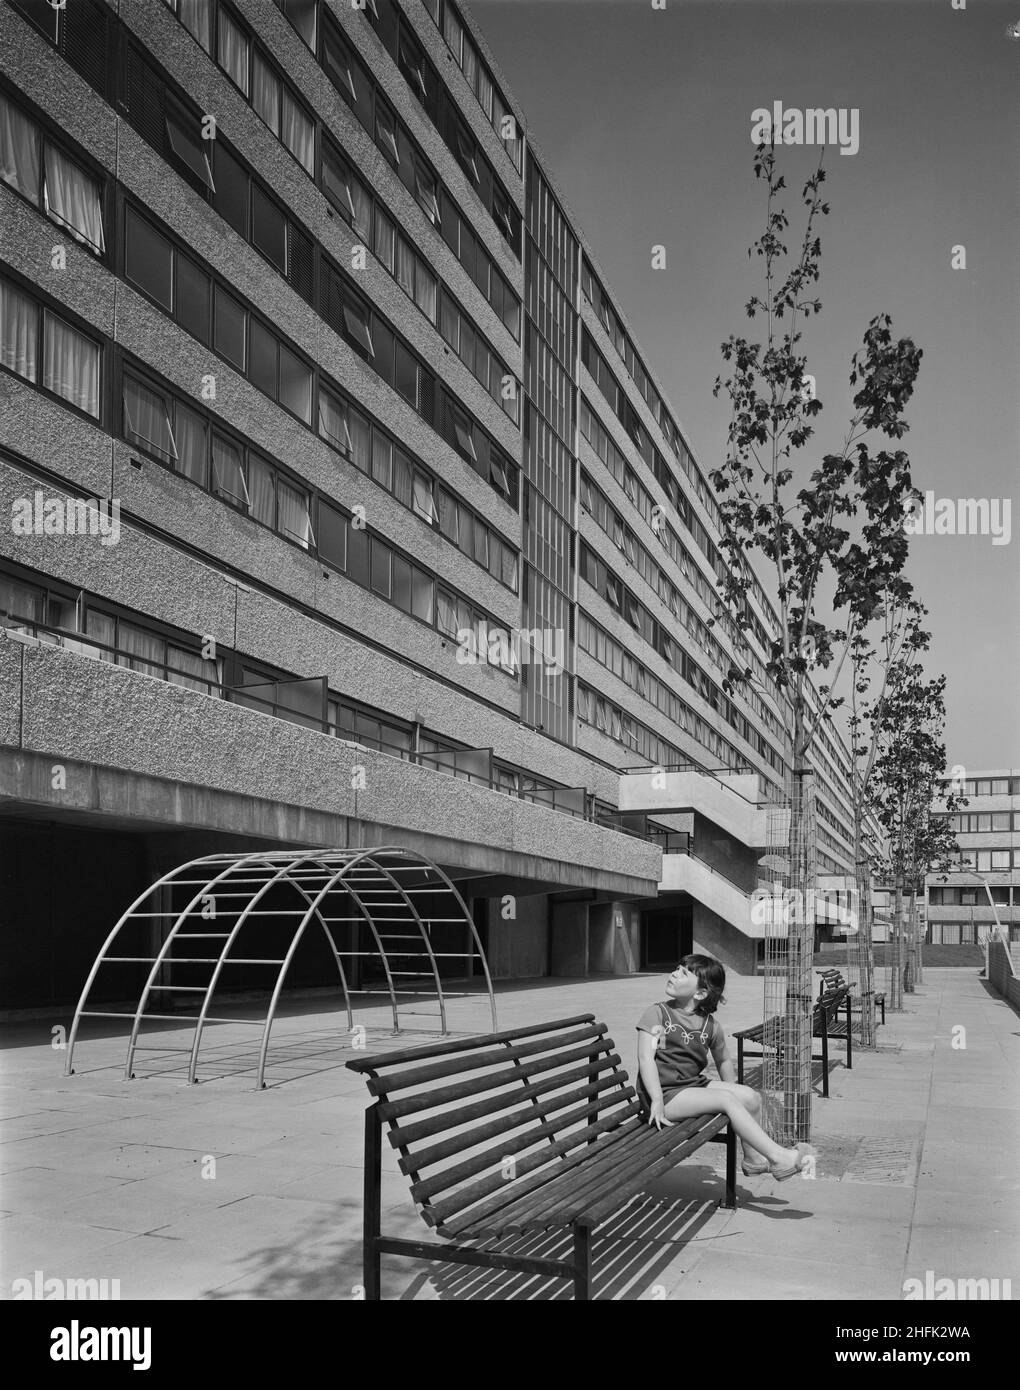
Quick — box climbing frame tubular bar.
[66,847,497,1089]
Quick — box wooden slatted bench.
[733,978,854,1098]
[346,1012,736,1300]
[818,968,885,1026]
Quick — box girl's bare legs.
[661,1086,810,1170]
[704,1081,769,1164]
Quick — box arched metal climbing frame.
[64,847,497,1089]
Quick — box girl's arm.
[710,1022,737,1083]
[637,1030,672,1128]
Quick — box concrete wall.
[987,941,1020,1012]
[485,894,548,980]
[692,902,757,977]
[692,815,758,892]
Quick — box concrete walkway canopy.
[65,847,496,1089]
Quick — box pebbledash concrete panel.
[5,637,660,893]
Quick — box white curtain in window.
[395,239,414,298]
[124,377,177,461]
[278,480,312,548]
[348,174,371,241]
[43,313,99,416]
[318,390,352,454]
[436,488,458,543]
[43,146,104,255]
[436,589,458,638]
[169,645,220,694]
[412,472,435,524]
[442,7,462,60]
[414,264,437,322]
[0,279,38,381]
[174,404,208,484]
[211,435,248,505]
[349,409,371,472]
[282,92,314,173]
[218,11,249,95]
[118,622,165,677]
[463,42,479,94]
[373,212,395,271]
[393,450,413,508]
[252,53,280,134]
[0,96,39,199]
[247,455,275,527]
[180,0,211,51]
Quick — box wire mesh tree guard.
[758,773,818,1144]
[64,847,496,1089]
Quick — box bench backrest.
[815,982,851,1027]
[346,1013,638,1233]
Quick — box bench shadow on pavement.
[205,1166,811,1301]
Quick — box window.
[323,142,370,240]
[449,405,476,462]
[176,254,211,343]
[214,285,246,369]
[277,0,316,50]
[281,92,314,173]
[318,501,347,571]
[165,104,215,191]
[124,375,177,463]
[251,186,286,272]
[0,278,39,383]
[414,163,440,225]
[175,402,209,485]
[0,94,39,202]
[43,144,105,253]
[177,0,212,51]
[318,386,353,454]
[342,296,375,360]
[375,102,399,169]
[412,472,436,525]
[42,311,100,416]
[252,52,281,134]
[217,9,250,96]
[248,319,277,398]
[454,124,480,187]
[373,209,395,272]
[212,144,249,237]
[398,34,428,104]
[279,346,312,424]
[124,209,173,310]
[212,434,247,506]
[393,341,418,408]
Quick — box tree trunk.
[904,890,917,992]
[853,808,877,1047]
[889,870,904,1011]
[782,737,813,1143]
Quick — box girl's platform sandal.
[768,1142,817,1182]
[740,1158,770,1176]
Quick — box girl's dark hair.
[682,954,726,1016]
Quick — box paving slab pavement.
[1,966,1017,1300]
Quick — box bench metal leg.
[723,1122,737,1209]
[363,1103,383,1301]
[845,1000,853,1070]
[737,1036,744,1085]
[572,1224,593,1300]
[820,1021,829,1098]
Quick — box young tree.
[869,666,963,1009]
[845,588,931,1041]
[710,141,923,1139]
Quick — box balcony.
[619,763,768,847]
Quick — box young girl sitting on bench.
[637,954,816,1180]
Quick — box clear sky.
[468,0,1019,771]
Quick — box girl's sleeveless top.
[637,1001,715,1106]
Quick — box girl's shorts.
[637,1074,710,1113]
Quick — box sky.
[467,0,1019,771]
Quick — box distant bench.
[346,1012,737,1301]
[733,975,855,1098]
[817,968,885,1027]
